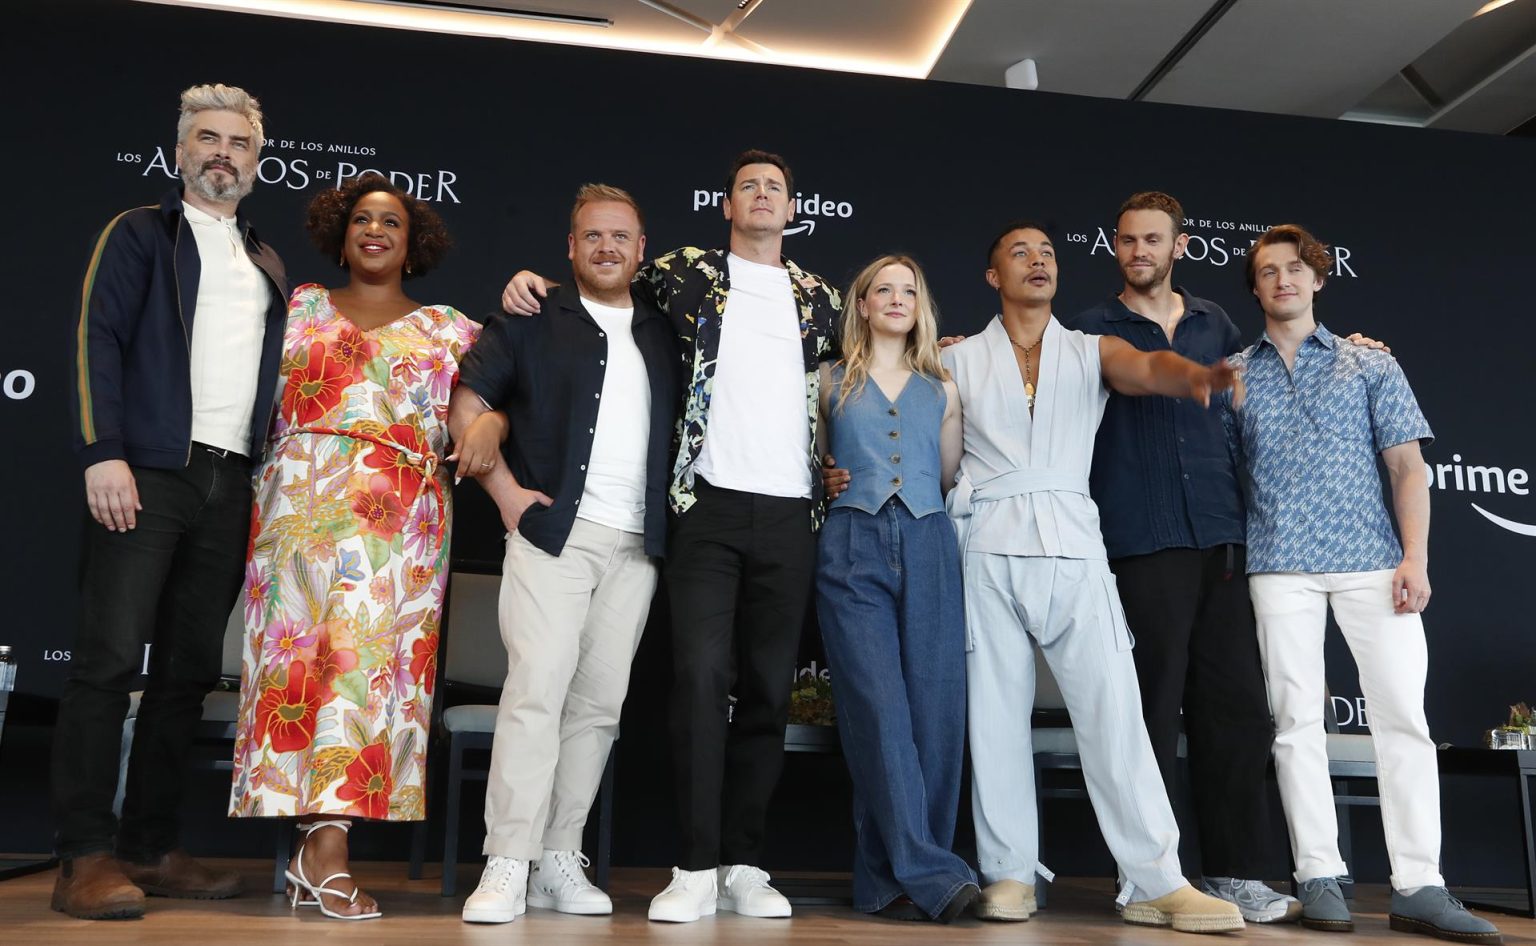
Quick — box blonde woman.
[814,255,976,922]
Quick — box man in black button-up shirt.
[1068,191,1293,923]
[447,185,677,924]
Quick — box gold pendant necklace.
[1009,334,1042,410]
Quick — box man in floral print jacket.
[503,149,840,923]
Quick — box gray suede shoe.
[1298,877,1353,932]
[1389,887,1502,944]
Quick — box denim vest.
[827,365,947,518]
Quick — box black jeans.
[1109,544,1277,879]
[52,447,252,861]
[665,478,815,870]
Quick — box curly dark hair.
[305,173,451,279]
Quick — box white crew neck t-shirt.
[692,253,812,498]
[577,296,651,533]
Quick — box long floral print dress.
[229,284,479,821]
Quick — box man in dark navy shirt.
[1068,192,1294,923]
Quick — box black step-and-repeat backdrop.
[3,0,1534,870]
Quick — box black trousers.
[1109,544,1276,879]
[51,447,252,861]
[665,478,815,870]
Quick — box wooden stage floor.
[1,861,1530,945]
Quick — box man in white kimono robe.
[943,222,1245,934]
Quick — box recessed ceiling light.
[1475,0,1520,15]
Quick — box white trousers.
[1250,569,1443,889]
[482,518,657,859]
[965,553,1186,901]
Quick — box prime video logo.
[1427,452,1535,536]
[690,188,853,236]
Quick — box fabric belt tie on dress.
[277,425,445,551]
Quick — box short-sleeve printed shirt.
[1226,323,1433,574]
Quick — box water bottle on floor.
[0,648,14,749]
[0,646,14,746]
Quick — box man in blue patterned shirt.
[1226,225,1499,944]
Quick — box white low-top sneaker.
[718,864,792,918]
[648,867,718,922]
[527,850,612,915]
[462,856,528,924]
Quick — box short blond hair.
[570,183,644,233]
[177,83,264,151]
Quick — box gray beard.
[184,165,253,204]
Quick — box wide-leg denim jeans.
[816,501,975,917]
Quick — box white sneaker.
[461,856,528,923]
[648,866,718,922]
[717,864,792,918]
[527,850,612,915]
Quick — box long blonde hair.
[836,254,948,409]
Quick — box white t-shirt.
[577,297,651,534]
[692,253,813,498]
[183,201,269,455]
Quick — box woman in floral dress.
[229,173,479,919]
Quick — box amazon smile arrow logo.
[1470,504,1536,537]
[1427,452,1534,537]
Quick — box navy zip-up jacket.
[70,188,288,470]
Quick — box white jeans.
[965,553,1186,901]
[482,519,657,859]
[1249,569,1442,890]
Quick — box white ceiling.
[141,0,1536,135]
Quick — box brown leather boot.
[51,853,145,920]
[120,849,243,900]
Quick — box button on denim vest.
[827,365,946,518]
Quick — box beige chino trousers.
[482,517,657,859]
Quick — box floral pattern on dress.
[641,247,840,528]
[229,284,479,821]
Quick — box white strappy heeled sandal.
[285,820,382,920]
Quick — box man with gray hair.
[54,83,287,920]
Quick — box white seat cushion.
[1326,733,1376,765]
[1033,727,1078,755]
[444,703,498,734]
